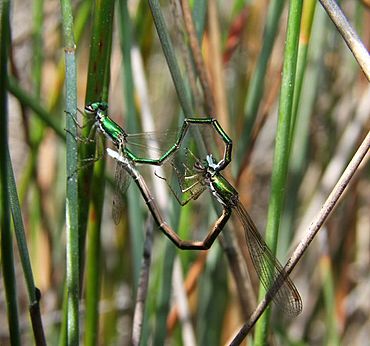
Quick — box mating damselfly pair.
[79,101,302,316]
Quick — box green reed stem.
[0,0,21,343]
[148,0,192,116]
[280,0,319,255]
[78,0,115,278]
[117,0,144,288]
[60,0,79,343]
[254,1,303,344]
[234,0,284,174]
[84,2,114,345]
[7,148,46,345]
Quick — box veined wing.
[234,201,302,316]
[112,160,131,225]
[168,147,208,205]
[126,128,182,162]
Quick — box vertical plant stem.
[60,0,79,344]
[85,160,106,346]
[235,0,285,173]
[180,0,215,115]
[118,0,144,287]
[153,240,178,345]
[132,219,154,346]
[290,0,317,140]
[197,243,228,345]
[254,0,303,344]
[84,2,114,344]
[319,0,370,80]
[207,0,229,128]
[148,0,192,116]
[192,0,207,42]
[7,148,46,345]
[78,0,115,277]
[0,0,21,344]
[280,1,323,256]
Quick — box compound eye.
[85,104,94,113]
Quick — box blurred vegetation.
[1,0,369,345]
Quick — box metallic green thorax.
[100,116,126,147]
[84,101,127,150]
[208,172,238,208]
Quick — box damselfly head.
[85,101,108,114]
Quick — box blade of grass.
[280,3,325,257]
[0,0,21,343]
[197,244,228,345]
[181,0,215,115]
[7,148,46,345]
[207,0,228,127]
[49,0,93,111]
[319,0,370,81]
[148,0,192,116]
[117,0,144,289]
[289,0,317,141]
[60,0,79,343]
[78,0,115,277]
[84,158,106,346]
[72,0,115,341]
[84,2,114,345]
[234,0,285,175]
[254,0,303,344]
[192,0,207,42]
[48,0,92,111]
[153,236,178,345]
[132,218,155,346]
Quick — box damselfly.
[107,148,231,250]
[159,149,303,316]
[83,102,233,245]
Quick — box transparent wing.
[126,120,229,165]
[112,161,131,225]
[157,147,207,206]
[235,201,302,316]
[126,129,182,162]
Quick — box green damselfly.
[83,102,233,247]
[84,101,189,166]
[106,148,231,250]
[86,102,302,315]
[158,149,303,316]
[84,101,188,223]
